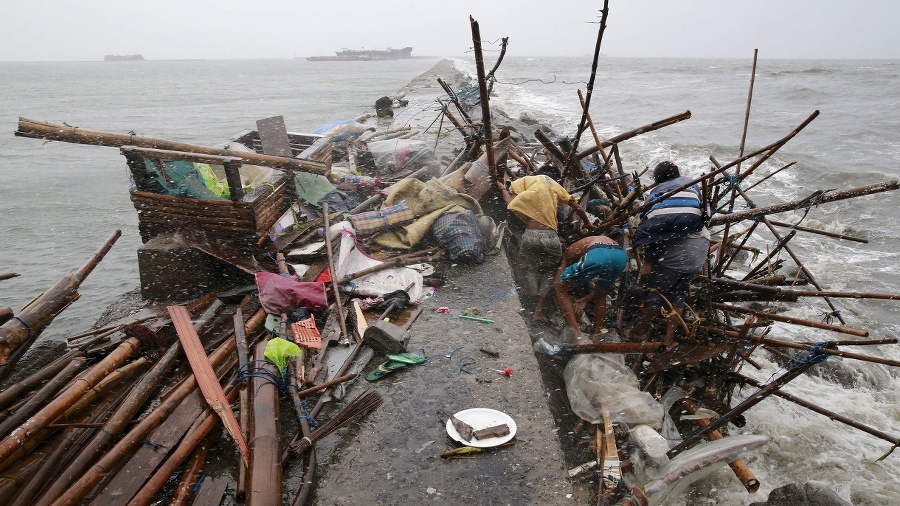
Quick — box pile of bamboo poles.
[439,6,900,503]
[0,276,389,504]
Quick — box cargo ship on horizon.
[306,46,412,62]
[104,54,144,62]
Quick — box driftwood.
[0,231,121,371]
[470,15,497,184]
[709,180,900,226]
[16,117,327,174]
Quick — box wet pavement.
[308,251,576,505]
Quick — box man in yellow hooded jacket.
[496,165,595,320]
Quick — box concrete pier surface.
[309,253,575,505]
[307,59,577,505]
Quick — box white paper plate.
[445,408,517,448]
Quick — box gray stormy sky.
[1,0,898,61]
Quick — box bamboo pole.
[470,15,497,184]
[126,386,237,506]
[436,79,475,132]
[754,336,900,368]
[682,398,760,493]
[667,347,826,458]
[56,357,151,425]
[756,215,846,323]
[716,221,761,276]
[742,162,796,192]
[337,248,443,285]
[701,275,900,301]
[576,110,692,160]
[709,180,900,226]
[577,89,614,176]
[296,373,356,398]
[169,305,249,467]
[322,203,349,344]
[731,372,899,446]
[34,337,187,504]
[564,0,609,177]
[50,337,235,506]
[766,219,868,243]
[715,48,758,264]
[0,336,141,463]
[169,441,208,506]
[740,230,798,281]
[64,314,159,345]
[233,309,251,502]
[0,350,84,410]
[0,357,86,439]
[16,117,327,174]
[712,303,867,337]
[485,37,508,96]
[0,230,121,368]
[248,339,281,506]
[563,342,665,354]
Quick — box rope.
[234,359,287,392]
[816,308,842,325]
[457,356,477,374]
[481,289,512,308]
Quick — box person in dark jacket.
[629,161,710,349]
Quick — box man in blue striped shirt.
[629,161,711,349]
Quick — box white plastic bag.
[563,353,665,428]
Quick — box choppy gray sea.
[1,56,898,505]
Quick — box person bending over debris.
[629,161,710,349]
[551,235,627,335]
[496,165,596,320]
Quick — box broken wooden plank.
[168,306,249,467]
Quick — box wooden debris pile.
[2,7,900,506]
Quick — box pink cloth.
[255,272,328,315]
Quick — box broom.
[288,389,383,456]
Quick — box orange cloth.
[507,175,574,230]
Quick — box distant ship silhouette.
[104,54,145,62]
[306,47,412,62]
